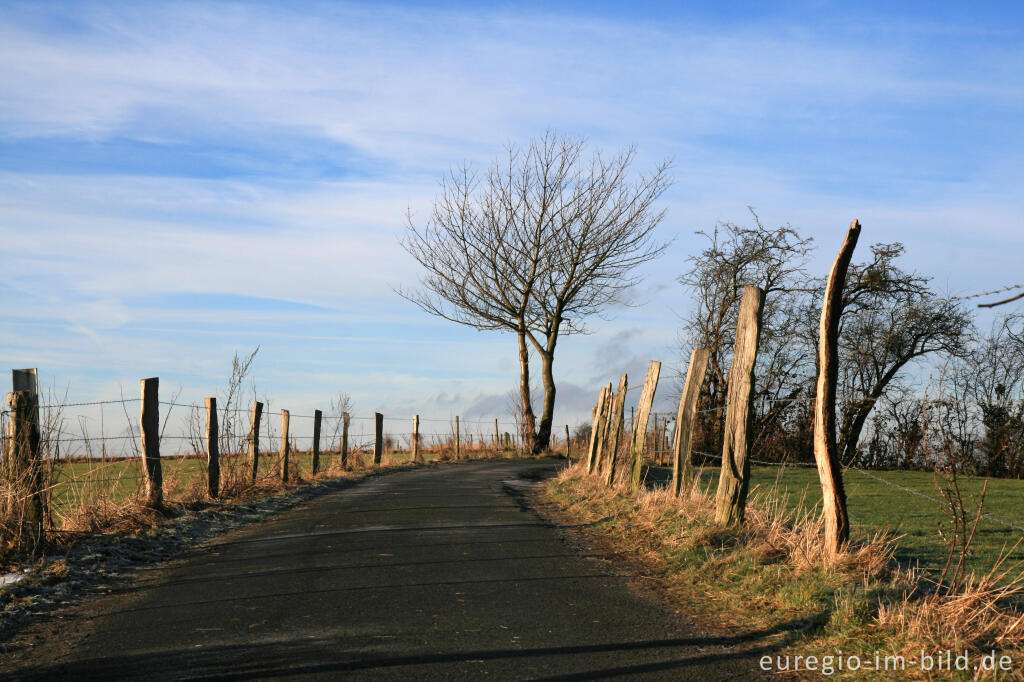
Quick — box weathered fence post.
[593,382,613,473]
[495,419,501,456]
[672,348,709,497]
[814,220,860,555]
[140,377,162,508]
[629,362,661,493]
[564,424,571,458]
[249,401,263,483]
[205,397,219,499]
[455,416,461,460]
[4,389,43,552]
[714,286,765,525]
[279,409,290,482]
[412,414,421,463]
[373,412,383,465]
[312,409,322,475]
[602,373,628,487]
[341,412,350,468]
[586,386,609,473]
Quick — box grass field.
[653,463,1024,576]
[45,447,472,526]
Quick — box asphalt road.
[7,460,773,680]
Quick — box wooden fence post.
[413,414,421,463]
[593,382,613,473]
[564,424,571,458]
[249,401,263,483]
[4,390,43,552]
[629,362,661,493]
[341,412,350,468]
[602,373,628,487]
[814,220,860,555]
[279,409,290,482]
[140,377,162,507]
[312,409,322,475]
[495,419,500,456]
[714,286,765,525]
[455,416,461,460]
[205,397,219,499]
[373,412,383,465]
[585,386,609,473]
[672,348,709,497]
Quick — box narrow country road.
[6,460,774,680]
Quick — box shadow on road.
[13,613,819,681]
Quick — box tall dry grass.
[551,459,1024,670]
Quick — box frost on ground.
[0,477,356,644]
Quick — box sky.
[2,1,1023,443]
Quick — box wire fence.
[0,385,553,533]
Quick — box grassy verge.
[543,462,1024,680]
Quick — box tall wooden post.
[814,220,860,554]
[455,416,461,460]
[715,286,765,525]
[140,377,162,507]
[495,419,500,456]
[564,424,571,458]
[4,390,43,551]
[279,409,290,482]
[672,349,709,496]
[593,383,613,473]
[412,414,421,463]
[312,409,322,475]
[249,401,263,483]
[603,373,628,487]
[585,386,609,473]
[629,362,661,493]
[341,412,350,469]
[205,397,219,499]
[373,412,383,465]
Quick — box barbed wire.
[947,283,1024,303]
[38,398,141,409]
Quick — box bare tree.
[677,214,816,459]
[961,314,1024,476]
[831,244,973,464]
[401,132,671,453]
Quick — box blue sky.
[2,1,1023,440]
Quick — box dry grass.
[546,461,1024,679]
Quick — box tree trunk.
[535,349,556,454]
[517,329,537,453]
[813,219,860,556]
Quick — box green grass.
[668,464,1024,576]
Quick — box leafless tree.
[959,314,1024,475]
[400,132,671,453]
[677,213,816,459]
[831,243,973,464]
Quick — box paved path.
[7,460,772,680]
